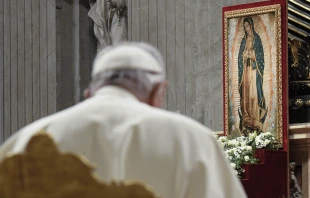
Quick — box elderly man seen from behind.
[0,42,247,198]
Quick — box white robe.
[0,86,247,198]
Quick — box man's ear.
[150,81,167,108]
[83,88,91,99]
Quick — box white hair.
[90,42,166,100]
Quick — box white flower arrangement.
[216,131,281,178]
[254,132,280,150]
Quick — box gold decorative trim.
[289,0,310,12]
[223,4,283,145]
[288,16,310,30]
[288,34,304,42]
[288,26,308,37]
[295,99,304,108]
[289,99,310,107]
[0,132,160,198]
[288,7,310,21]
[290,80,310,82]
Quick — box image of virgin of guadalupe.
[238,16,268,135]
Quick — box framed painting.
[222,0,288,149]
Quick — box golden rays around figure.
[0,131,159,198]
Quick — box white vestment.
[0,86,246,198]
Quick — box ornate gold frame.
[223,4,283,144]
[0,131,160,198]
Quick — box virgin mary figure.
[238,16,268,135]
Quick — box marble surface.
[0,0,58,143]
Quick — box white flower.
[256,140,266,149]
[228,139,238,147]
[241,141,247,147]
[228,148,235,155]
[220,142,225,148]
[230,163,236,168]
[234,170,238,175]
[265,132,271,136]
[236,137,246,142]
[218,136,228,142]
[264,139,271,145]
[255,136,262,142]
[246,146,252,151]
[244,156,250,161]
[249,132,257,141]
[234,148,243,158]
